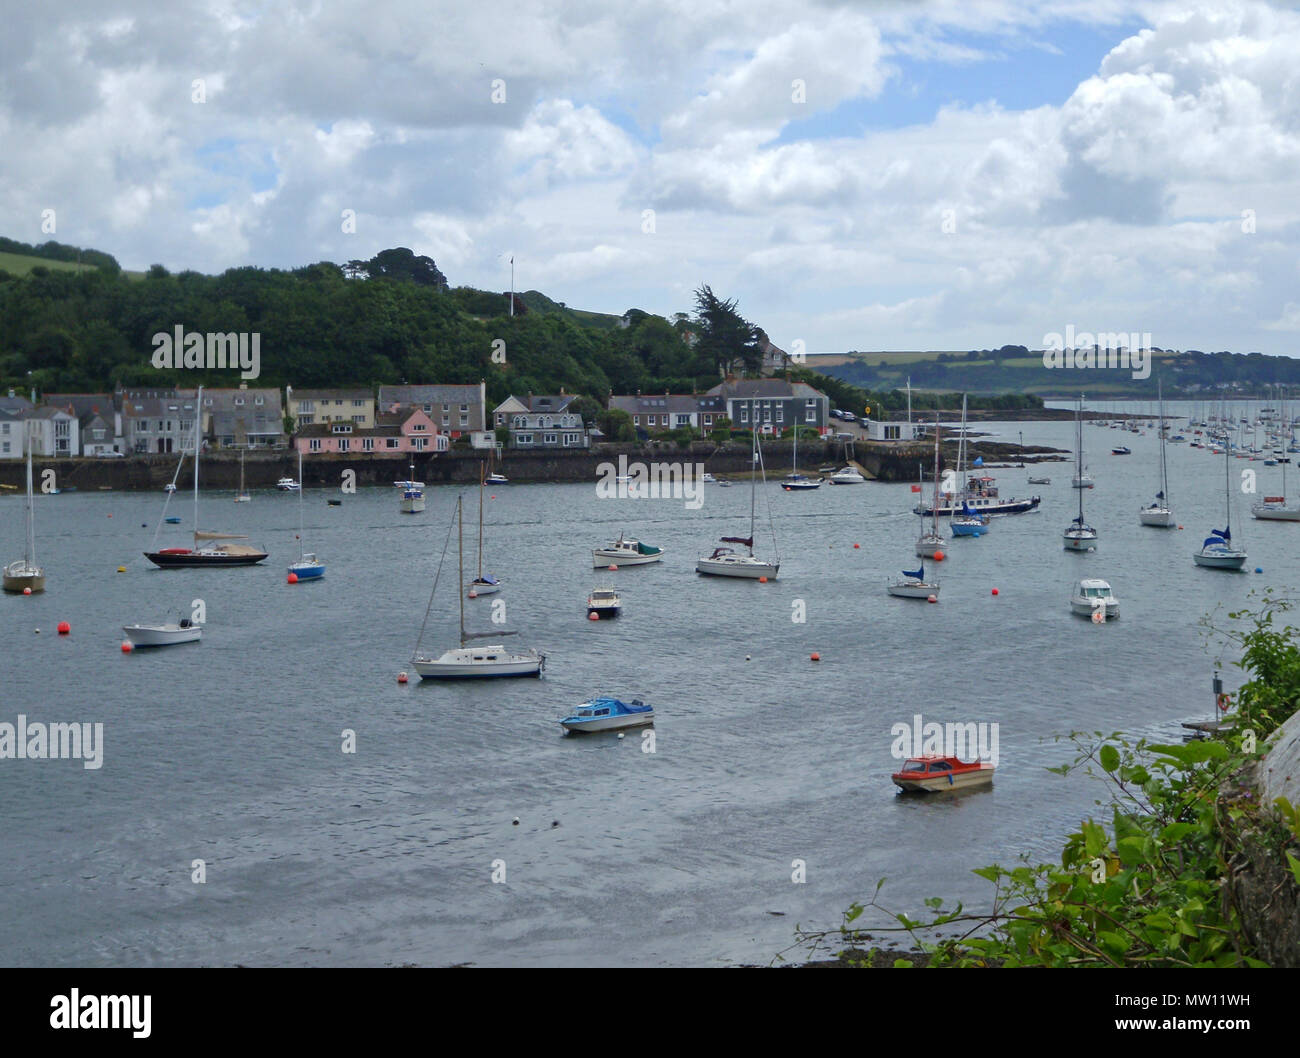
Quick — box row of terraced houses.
[0,378,832,459]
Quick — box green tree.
[692,285,760,377]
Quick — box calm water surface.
[1,420,1294,966]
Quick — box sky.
[2,0,1300,355]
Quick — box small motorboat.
[1070,578,1119,620]
[593,533,664,567]
[716,478,733,487]
[468,574,500,597]
[586,586,621,618]
[1027,476,1051,485]
[485,473,508,485]
[164,483,177,493]
[701,472,717,484]
[276,478,300,491]
[892,755,994,793]
[122,619,202,647]
[165,516,182,524]
[327,499,342,506]
[1111,446,1131,455]
[829,466,866,484]
[560,696,654,733]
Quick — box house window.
[338,438,350,452]
[563,433,582,447]
[412,423,426,432]
[676,415,691,426]
[352,415,364,423]
[234,397,244,406]
[739,408,748,423]
[806,408,816,423]
[647,415,657,427]
[704,415,713,426]
[775,407,783,422]
[93,429,105,440]
[1,442,8,454]
[459,414,469,426]
[331,424,352,434]
[309,439,321,452]
[517,433,534,445]
[255,396,264,405]
[352,399,364,408]
[298,401,313,412]
[386,438,401,449]
[299,414,314,425]
[459,404,468,412]
[414,438,426,450]
[423,404,433,413]
[544,432,558,445]
[363,438,374,452]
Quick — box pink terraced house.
[293,405,446,454]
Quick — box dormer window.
[331,423,352,434]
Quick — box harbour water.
[1,418,1293,966]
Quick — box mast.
[1076,395,1085,522]
[477,462,486,579]
[749,429,757,554]
[1158,380,1169,503]
[457,496,466,645]
[194,385,202,537]
[931,411,941,535]
[24,430,35,567]
[298,446,305,561]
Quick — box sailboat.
[1195,442,1248,569]
[235,447,251,502]
[915,415,946,557]
[948,397,989,538]
[780,426,821,490]
[1140,381,1174,527]
[1064,395,1098,551]
[144,388,268,567]
[697,430,780,578]
[288,448,324,580]
[468,463,499,596]
[411,496,543,678]
[1071,403,1095,489]
[3,428,44,593]
[1251,390,1300,520]
[400,459,425,514]
[887,557,939,599]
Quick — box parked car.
[96,450,125,458]
[841,412,857,423]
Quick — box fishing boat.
[411,497,544,679]
[3,431,44,593]
[468,464,498,595]
[915,417,946,557]
[1195,442,1248,570]
[1070,578,1119,620]
[593,533,663,567]
[913,396,1039,517]
[144,389,269,568]
[779,427,822,490]
[1140,382,1175,527]
[887,559,939,599]
[235,448,251,502]
[698,431,780,578]
[829,466,865,484]
[1064,396,1098,551]
[891,755,995,793]
[586,586,621,618]
[1027,475,1051,485]
[275,477,300,491]
[399,460,424,514]
[559,697,654,733]
[287,448,325,580]
[122,619,202,647]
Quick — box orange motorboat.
[891,755,995,793]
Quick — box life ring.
[1217,693,1231,712]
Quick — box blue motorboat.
[950,501,988,537]
[560,696,654,733]
[165,516,182,524]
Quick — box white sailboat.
[1252,395,1300,520]
[411,496,543,678]
[1064,396,1098,551]
[288,448,324,580]
[3,428,44,593]
[780,426,821,490]
[1195,442,1248,570]
[400,459,425,514]
[916,413,946,558]
[697,430,780,578]
[468,463,499,596]
[235,447,251,502]
[1140,381,1174,527]
[887,558,939,599]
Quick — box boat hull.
[1063,531,1097,551]
[1194,550,1247,569]
[1070,599,1119,618]
[413,646,543,679]
[2,567,45,593]
[288,562,325,579]
[468,580,500,595]
[400,496,425,513]
[696,557,779,578]
[144,549,267,567]
[122,624,202,646]
[1139,507,1174,527]
[887,581,939,599]
[915,535,946,557]
[1252,505,1300,521]
[892,768,994,792]
[916,496,1039,517]
[561,712,652,732]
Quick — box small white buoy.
[617,732,625,739]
